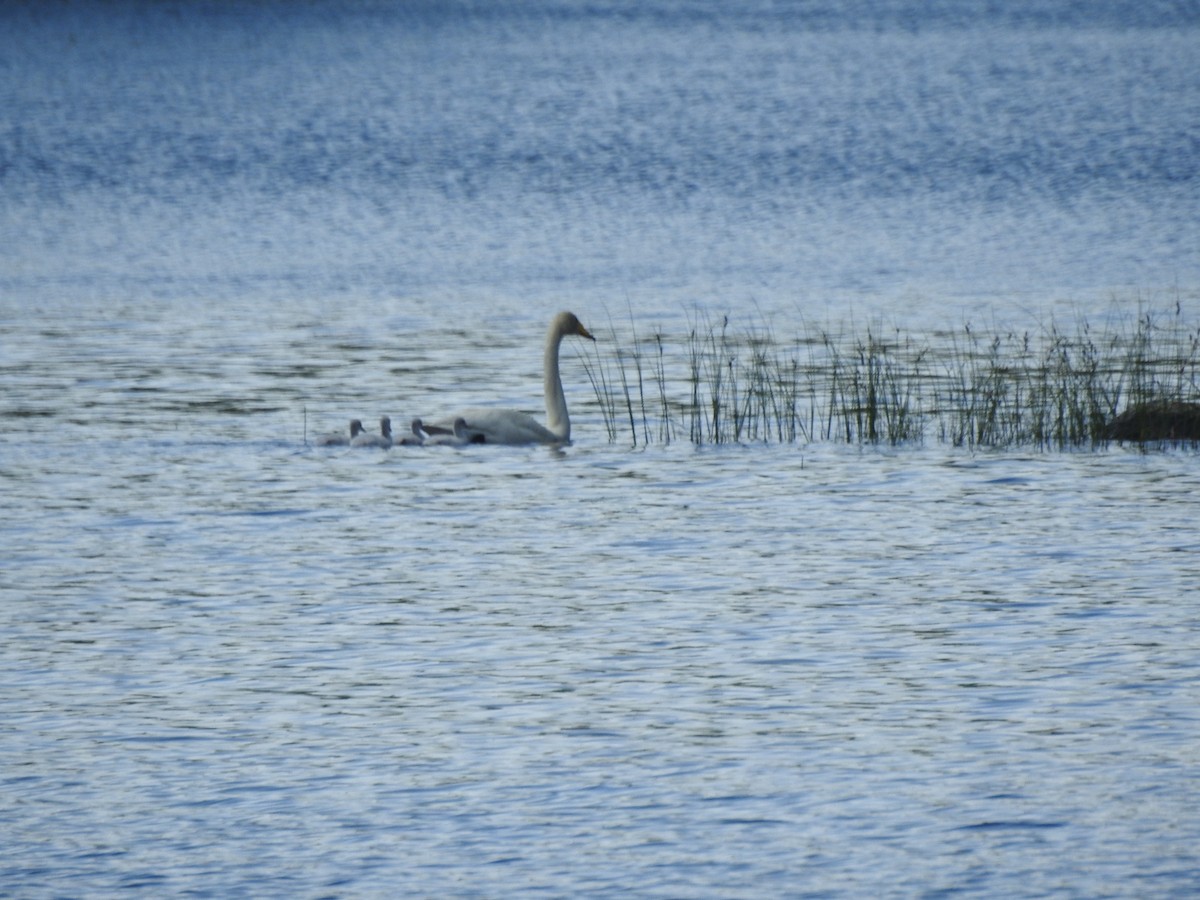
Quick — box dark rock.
[1106,400,1200,442]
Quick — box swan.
[425,311,594,445]
[350,416,393,449]
[392,418,426,446]
[417,417,477,446]
[316,419,364,447]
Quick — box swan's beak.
[578,323,595,341]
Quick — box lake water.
[3,1,1200,897]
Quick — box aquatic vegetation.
[585,299,1200,449]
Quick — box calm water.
[3,1,1200,897]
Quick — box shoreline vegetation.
[580,301,1200,449]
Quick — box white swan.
[316,419,364,447]
[425,311,594,445]
[351,416,393,449]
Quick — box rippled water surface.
[4,1,1200,896]
[4,301,1200,897]
[3,0,1198,321]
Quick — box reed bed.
[580,302,1200,449]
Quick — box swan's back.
[453,408,556,444]
[316,419,364,446]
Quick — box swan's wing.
[429,408,561,445]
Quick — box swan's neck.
[544,325,570,440]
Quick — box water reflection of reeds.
[582,302,1200,449]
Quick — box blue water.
[3,2,1200,897]
[3,0,1197,322]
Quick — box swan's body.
[426,311,594,445]
[316,419,364,447]
[351,416,393,449]
[391,418,426,446]
[418,417,477,446]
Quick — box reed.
[583,300,1200,449]
[819,326,927,445]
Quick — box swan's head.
[379,416,392,437]
[555,311,595,342]
[350,419,364,437]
